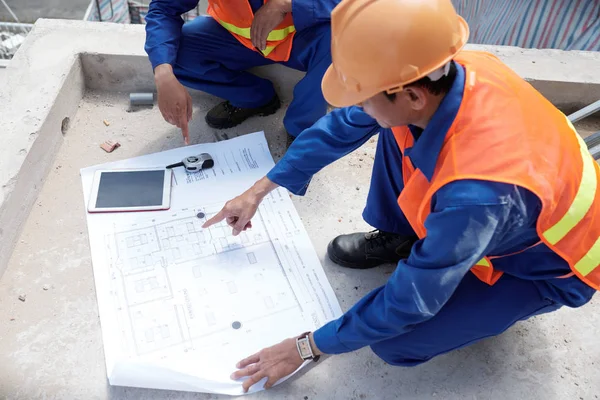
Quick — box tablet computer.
[87,168,172,213]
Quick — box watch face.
[297,337,312,359]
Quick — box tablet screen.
[95,170,166,208]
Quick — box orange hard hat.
[322,0,470,108]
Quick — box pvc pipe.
[129,92,154,106]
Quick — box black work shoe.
[327,229,418,269]
[205,94,281,129]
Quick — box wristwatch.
[296,332,320,362]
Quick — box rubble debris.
[18,294,26,302]
[100,140,121,153]
[42,284,50,291]
[0,29,26,60]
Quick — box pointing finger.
[180,114,190,145]
[203,209,226,228]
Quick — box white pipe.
[568,99,600,124]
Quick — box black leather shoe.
[205,94,280,129]
[327,229,418,269]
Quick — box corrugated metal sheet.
[86,0,130,23]
[85,0,200,24]
[452,0,600,51]
[83,0,599,51]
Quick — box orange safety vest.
[206,0,296,62]
[392,50,600,290]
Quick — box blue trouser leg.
[370,272,561,365]
[173,16,276,108]
[362,129,416,236]
[281,23,332,137]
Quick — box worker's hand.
[231,337,303,393]
[155,64,193,145]
[202,191,259,236]
[203,177,279,235]
[251,0,292,51]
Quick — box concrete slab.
[2,88,599,400]
[0,19,599,400]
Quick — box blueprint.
[80,132,343,395]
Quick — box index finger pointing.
[203,209,226,228]
[180,115,190,145]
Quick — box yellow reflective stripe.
[266,25,295,41]
[217,19,252,38]
[574,236,600,276]
[261,45,276,56]
[216,19,295,41]
[475,258,491,267]
[543,119,598,245]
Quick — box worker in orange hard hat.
[204,0,600,392]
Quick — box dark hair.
[384,61,458,102]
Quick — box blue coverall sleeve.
[292,0,342,32]
[313,181,530,354]
[144,0,199,70]
[266,106,380,195]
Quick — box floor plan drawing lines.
[81,132,343,394]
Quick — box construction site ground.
[0,19,599,400]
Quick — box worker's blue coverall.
[144,0,339,137]
[266,62,596,364]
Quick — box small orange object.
[100,140,120,153]
[103,120,110,126]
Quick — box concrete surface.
[0,18,600,400]
[2,88,599,400]
[0,0,90,23]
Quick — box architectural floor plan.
[80,132,342,395]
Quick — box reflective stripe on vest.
[215,18,296,42]
[542,118,599,277]
[206,0,296,62]
[544,122,596,245]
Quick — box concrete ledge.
[464,44,600,110]
[1,19,600,278]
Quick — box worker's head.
[360,61,458,128]
[321,0,469,128]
